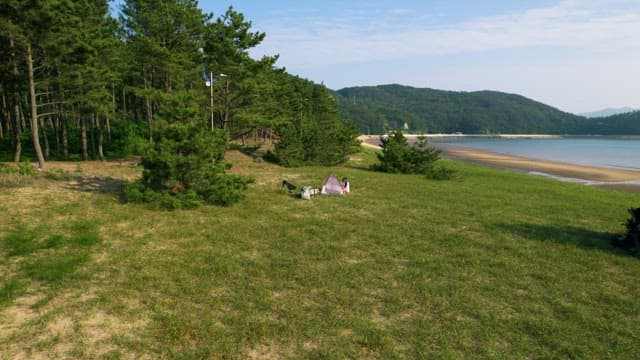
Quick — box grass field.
[1,149,639,359]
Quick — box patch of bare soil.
[1,289,150,359]
[43,160,141,180]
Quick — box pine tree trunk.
[121,87,126,116]
[1,92,9,139]
[9,36,22,162]
[62,117,68,159]
[13,105,22,162]
[40,115,50,161]
[12,97,22,163]
[81,117,88,161]
[19,99,27,132]
[107,83,115,143]
[90,113,97,158]
[26,43,45,169]
[97,114,105,161]
[53,116,61,157]
[0,93,5,139]
[144,79,153,142]
[59,89,68,159]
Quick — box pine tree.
[121,0,210,135]
[203,6,278,136]
[373,130,441,174]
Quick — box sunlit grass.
[0,152,639,358]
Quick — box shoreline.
[358,133,640,140]
[357,135,640,192]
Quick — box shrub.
[18,160,35,176]
[0,162,35,187]
[424,165,458,180]
[123,123,253,209]
[372,131,452,179]
[273,119,360,167]
[613,208,640,255]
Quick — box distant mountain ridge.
[334,84,640,135]
[579,107,636,118]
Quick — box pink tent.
[321,173,344,195]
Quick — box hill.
[582,110,640,135]
[335,84,586,134]
[580,107,636,118]
[335,84,640,135]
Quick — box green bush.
[273,119,361,167]
[123,123,253,209]
[0,162,34,187]
[613,208,640,255]
[372,131,444,174]
[18,161,35,176]
[424,165,458,180]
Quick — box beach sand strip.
[358,135,640,192]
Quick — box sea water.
[428,136,640,171]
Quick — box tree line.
[335,84,640,135]
[0,0,359,169]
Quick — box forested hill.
[584,110,640,135]
[334,84,596,134]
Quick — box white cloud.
[253,1,640,68]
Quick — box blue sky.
[113,1,640,114]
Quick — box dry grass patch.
[0,294,45,337]
[247,342,293,359]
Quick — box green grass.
[0,150,639,358]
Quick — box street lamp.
[205,72,228,131]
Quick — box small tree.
[613,208,640,255]
[124,123,253,208]
[373,130,441,174]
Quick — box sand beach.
[358,135,640,192]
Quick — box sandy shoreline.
[358,135,640,192]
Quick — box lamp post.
[205,72,228,131]
[209,71,214,131]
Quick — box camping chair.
[281,179,297,194]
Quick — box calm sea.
[428,136,640,171]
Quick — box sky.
[112,0,640,114]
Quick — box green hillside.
[584,110,640,135]
[335,84,635,135]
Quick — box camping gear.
[282,179,297,194]
[301,186,312,200]
[321,173,344,195]
[301,186,321,200]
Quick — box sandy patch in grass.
[3,299,150,359]
[48,316,74,334]
[303,340,320,351]
[247,343,288,359]
[0,294,44,336]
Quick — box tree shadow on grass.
[495,222,632,257]
[64,176,128,194]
